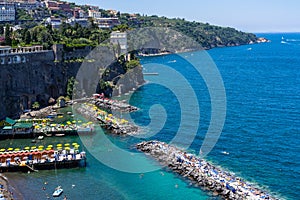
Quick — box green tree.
[24,30,31,44]
[32,101,40,110]
[125,60,140,71]
[4,24,12,45]
[67,77,77,99]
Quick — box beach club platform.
[0,146,86,173]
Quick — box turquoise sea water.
[3,33,300,200]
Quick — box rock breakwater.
[137,141,277,200]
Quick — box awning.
[2,126,12,130]
[13,123,33,129]
[5,117,16,125]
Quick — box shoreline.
[0,173,22,200]
[138,38,270,58]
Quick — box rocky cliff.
[0,46,144,119]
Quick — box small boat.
[55,133,65,137]
[53,186,63,197]
[221,151,229,155]
[38,136,44,140]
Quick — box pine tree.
[25,30,31,44]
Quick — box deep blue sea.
[3,33,300,200]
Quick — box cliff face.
[0,46,144,119]
[0,51,79,118]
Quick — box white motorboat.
[38,136,44,140]
[53,186,63,197]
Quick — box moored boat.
[53,186,63,197]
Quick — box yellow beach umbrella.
[31,146,37,150]
[72,121,76,124]
[24,147,30,150]
[38,145,44,148]
[0,149,6,152]
[64,143,70,146]
[72,143,78,146]
[46,147,52,150]
[65,147,70,151]
[47,145,53,148]
[57,147,62,150]
[67,121,72,125]
[57,144,62,147]
[7,148,14,151]
[14,148,21,151]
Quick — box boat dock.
[137,141,277,200]
[0,117,94,140]
[0,143,86,173]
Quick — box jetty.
[0,143,86,173]
[76,103,138,135]
[92,95,139,112]
[137,141,277,200]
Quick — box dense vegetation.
[0,22,110,49]
[0,6,258,50]
[120,14,257,49]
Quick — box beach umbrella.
[47,145,53,148]
[72,143,78,146]
[31,146,37,150]
[0,149,5,152]
[7,148,13,151]
[65,147,70,151]
[38,145,44,148]
[67,121,72,125]
[24,147,30,150]
[64,143,70,146]
[72,120,76,124]
[57,144,62,147]
[46,147,52,151]
[14,148,21,151]
[57,147,62,150]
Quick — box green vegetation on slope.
[120,14,257,49]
